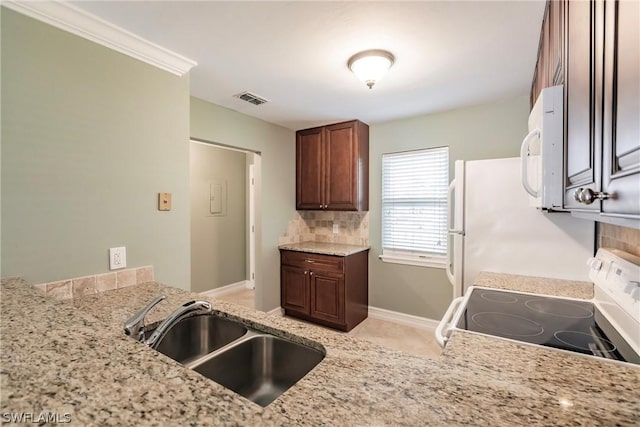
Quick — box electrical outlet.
[109,247,127,270]
[332,223,339,234]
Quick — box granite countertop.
[278,241,370,256]
[475,271,594,299]
[1,276,638,426]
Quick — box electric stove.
[436,248,640,366]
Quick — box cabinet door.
[550,0,565,85]
[309,270,345,324]
[601,0,640,217]
[281,265,310,315]
[296,127,324,210]
[324,121,358,210]
[563,0,603,210]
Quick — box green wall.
[369,95,529,319]
[190,97,294,311]
[190,143,246,292]
[1,9,191,287]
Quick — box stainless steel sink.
[192,334,324,407]
[151,315,247,365]
[134,312,324,406]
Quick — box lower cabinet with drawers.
[280,249,369,332]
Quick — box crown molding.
[2,0,197,76]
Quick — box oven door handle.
[435,296,465,348]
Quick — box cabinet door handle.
[319,204,322,208]
[304,271,308,275]
[574,188,614,205]
[324,204,328,209]
[310,272,314,276]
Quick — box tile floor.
[213,288,442,360]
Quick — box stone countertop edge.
[1,277,638,426]
[278,241,370,256]
[475,271,594,299]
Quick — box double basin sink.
[142,314,324,407]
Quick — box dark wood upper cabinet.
[563,0,602,211]
[296,120,369,211]
[531,0,638,227]
[530,1,565,107]
[296,127,324,210]
[601,0,640,217]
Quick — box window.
[381,147,449,268]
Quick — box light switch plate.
[332,223,339,234]
[109,247,126,270]
[158,193,172,211]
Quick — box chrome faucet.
[124,295,166,341]
[144,300,213,349]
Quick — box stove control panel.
[590,248,640,356]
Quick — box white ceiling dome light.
[347,49,395,89]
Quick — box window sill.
[378,254,446,269]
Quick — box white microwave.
[520,84,564,211]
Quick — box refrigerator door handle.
[520,128,540,197]
[446,180,456,286]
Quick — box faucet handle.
[124,295,166,341]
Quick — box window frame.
[379,146,449,269]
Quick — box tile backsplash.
[598,223,640,257]
[33,266,154,300]
[280,211,369,246]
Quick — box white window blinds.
[382,147,449,258]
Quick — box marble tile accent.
[95,272,117,293]
[116,269,137,288]
[71,276,96,299]
[136,266,153,284]
[32,266,153,300]
[598,223,640,257]
[46,280,72,300]
[475,271,593,299]
[279,211,369,246]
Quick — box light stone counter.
[475,271,594,299]
[278,241,370,256]
[1,277,638,426]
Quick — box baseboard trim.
[268,305,438,328]
[199,281,250,298]
[368,306,439,330]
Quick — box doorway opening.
[189,139,261,309]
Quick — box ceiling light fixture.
[347,49,395,89]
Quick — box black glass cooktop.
[457,288,639,365]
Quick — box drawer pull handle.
[305,259,315,263]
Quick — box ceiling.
[71,1,546,130]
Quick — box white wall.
[190,143,246,293]
[1,9,191,287]
[190,97,295,311]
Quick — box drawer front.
[281,250,344,273]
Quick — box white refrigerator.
[446,157,595,298]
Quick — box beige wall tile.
[598,223,640,257]
[95,273,117,293]
[117,269,137,288]
[280,210,370,246]
[46,280,72,300]
[136,266,154,284]
[72,276,96,298]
